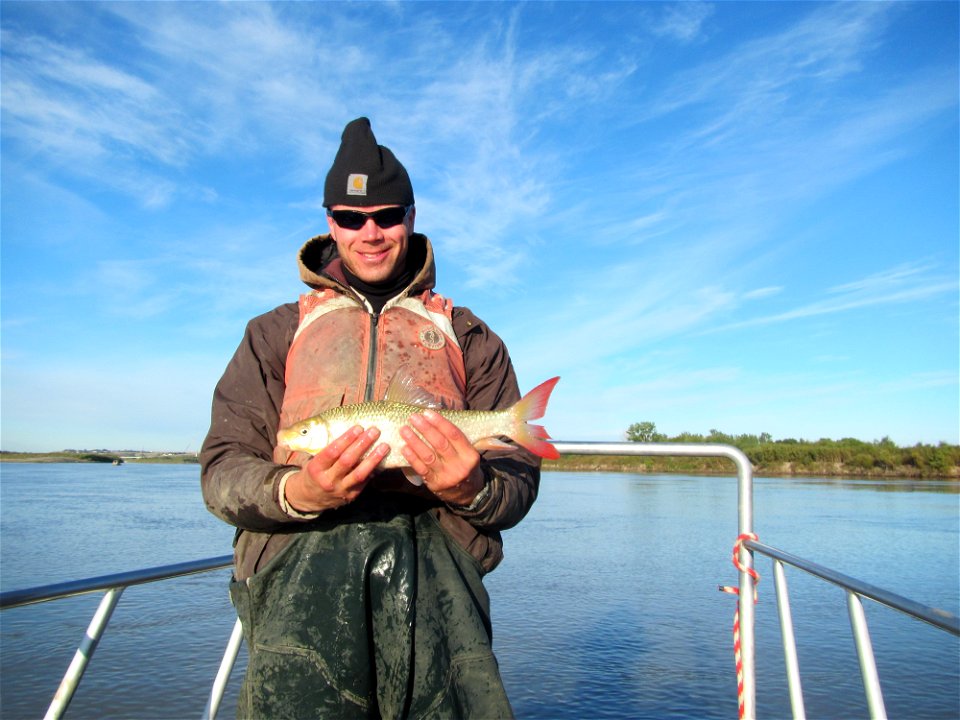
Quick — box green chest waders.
[229,500,513,720]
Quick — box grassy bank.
[0,451,199,464]
[3,446,957,479]
[607,426,960,479]
[544,453,960,479]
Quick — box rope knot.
[718,532,760,601]
[718,533,759,720]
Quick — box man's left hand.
[399,410,485,506]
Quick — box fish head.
[277,417,330,453]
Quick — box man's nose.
[361,217,382,238]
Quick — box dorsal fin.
[383,370,445,409]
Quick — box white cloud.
[743,287,783,301]
[2,3,637,285]
[706,262,957,334]
[651,2,715,43]
[1,30,195,165]
[646,3,892,121]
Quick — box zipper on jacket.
[363,312,379,402]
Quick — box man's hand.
[400,410,485,507]
[284,426,389,513]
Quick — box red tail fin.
[511,377,560,460]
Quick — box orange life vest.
[273,287,467,466]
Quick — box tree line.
[624,422,960,477]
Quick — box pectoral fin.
[473,437,515,452]
[401,467,424,486]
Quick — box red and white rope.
[718,532,759,720]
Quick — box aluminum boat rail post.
[0,555,235,719]
[772,560,806,719]
[847,592,887,719]
[204,617,245,720]
[552,441,756,720]
[45,587,125,720]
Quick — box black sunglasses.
[328,205,413,231]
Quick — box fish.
[277,376,561,473]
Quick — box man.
[200,117,539,719]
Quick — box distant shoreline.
[2,451,957,480]
[544,455,960,480]
[0,452,199,465]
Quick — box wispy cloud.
[704,262,957,334]
[606,2,952,248]
[0,26,207,208]
[743,287,783,301]
[644,2,892,124]
[650,2,715,43]
[2,3,638,285]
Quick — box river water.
[1,464,957,719]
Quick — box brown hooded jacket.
[200,233,541,580]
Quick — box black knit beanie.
[323,117,414,208]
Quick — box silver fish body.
[276,377,560,466]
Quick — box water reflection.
[777,475,960,494]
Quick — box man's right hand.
[283,426,389,513]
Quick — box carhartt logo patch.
[347,174,368,196]
[419,326,445,351]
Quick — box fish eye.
[299,427,309,436]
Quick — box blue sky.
[2,1,957,453]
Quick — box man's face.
[327,204,415,285]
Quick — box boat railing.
[743,538,959,720]
[2,442,957,720]
[0,555,241,720]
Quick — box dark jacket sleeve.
[199,303,304,531]
[447,307,542,534]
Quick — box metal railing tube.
[744,540,960,636]
[204,618,245,720]
[552,441,756,718]
[773,560,806,719]
[45,586,125,720]
[0,555,235,610]
[847,591,888,720]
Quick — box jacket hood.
[297,232,436,295]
